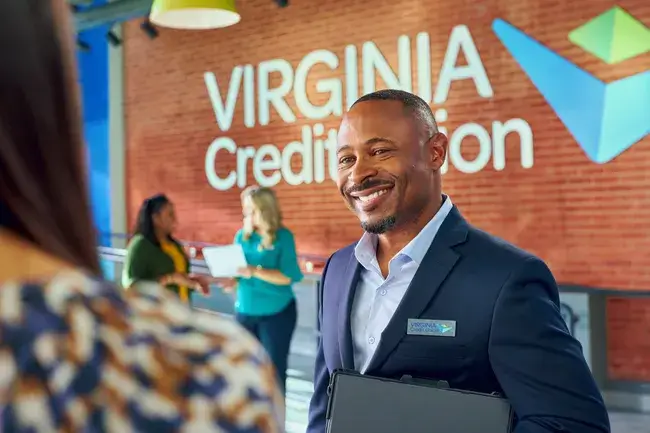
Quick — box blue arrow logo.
[492,18,650,164]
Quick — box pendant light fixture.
[149,0,241,30]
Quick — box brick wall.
[123,0,650,380]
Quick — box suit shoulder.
[322,242,357,274]
[331,242,357,260]
[466,225,543,266]
[463,226,557,297]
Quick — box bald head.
[352,89,438,139]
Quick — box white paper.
[202,244,248,278]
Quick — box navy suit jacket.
[307,207,610,433]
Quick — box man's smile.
[349,185,394,212]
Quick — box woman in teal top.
[231,186,303,396]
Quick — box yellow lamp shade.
[150,0,241,30]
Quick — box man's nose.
[348,156,379,186]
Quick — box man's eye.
[339,156,354,165]
[373,149,389,156]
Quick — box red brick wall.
[123,0,650,380]
[607,298,650,381]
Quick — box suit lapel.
[337,252,361,370]
[366,207,469,373]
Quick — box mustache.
[345,178,393,195]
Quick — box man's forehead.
[346,99,408,121]
[338,100,415,146]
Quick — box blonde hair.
[241,186,282,249]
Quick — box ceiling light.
[149,0,241,30]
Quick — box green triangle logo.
[568,8,615,63]
[568,6,650,64]
[610,6,650,64]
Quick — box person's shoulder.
[466,225,540,264]
[333,241,357,258]
[325,241,358,269]
[463,224,553,285]
[128,233,145,244]
[124,283,285,429]
[127,233,150,250]
[0,271,284,431]
[276,227,300,250]
[0,271,116,337]
[276,226,295,241]
[0,271,131,427]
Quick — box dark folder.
[326,370,514,433]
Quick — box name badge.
[407,319,456,337]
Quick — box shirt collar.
[354,195,454,269]
[401,195,453,265]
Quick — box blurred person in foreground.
[306,89,609,433]
[226,186,303,396]
[123,193,209,303]
[0,1,283,432]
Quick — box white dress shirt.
[351,196,454,372]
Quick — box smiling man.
[306,89,610,433]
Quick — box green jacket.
[121,234,190,297]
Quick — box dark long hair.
[134,194,174,247]
[0,1,100,274]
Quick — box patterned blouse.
[0,270,284,432]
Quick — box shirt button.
[380,289,387,296]
[368,336,375,344]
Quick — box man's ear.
[427,132,448,171]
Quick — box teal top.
[234,227,303,316]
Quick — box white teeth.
[358,189,388,203]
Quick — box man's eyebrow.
[336,144,351,155]
[337,137,397,155]
[365,136,397,146]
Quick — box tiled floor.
[609,412,650,433]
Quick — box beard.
[361,215,397,234]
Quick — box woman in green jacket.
[122,194,208,302]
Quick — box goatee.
[361,216,396,234]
